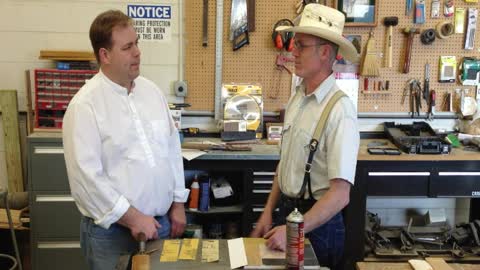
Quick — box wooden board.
[39,50,95,61]
[25,70,34,135]
[0,90,24,192]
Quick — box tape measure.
[214,0,224,121]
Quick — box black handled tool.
[424,63,430,101]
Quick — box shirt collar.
[99,69,136,96]
[296,73,336,104]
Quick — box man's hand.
[250,212,273,237]
[169,202,186,238]
[118,207,160,240]
[264,225,286,251]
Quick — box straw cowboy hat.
[276,3,359,63]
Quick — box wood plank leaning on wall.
[0,90,24,192]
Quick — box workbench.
[183,138,480,270]
[26,134,480,270]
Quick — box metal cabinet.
[28,135,87,270]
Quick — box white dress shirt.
[278,74,359,199]
[63,71,189,229]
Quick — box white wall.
[0,0,184,188]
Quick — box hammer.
[403,27,420,74]
[383,17,398,68]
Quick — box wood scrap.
[0,207,29,230]
[425,258,454,270]
[0,90,24,192]
[408,260,433,270]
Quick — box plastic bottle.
[188,175,200,211]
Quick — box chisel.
[132,233,150,270]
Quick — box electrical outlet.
[174,80,188,97]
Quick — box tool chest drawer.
[251,171,274,204]
[249,204,280,230]
[35,241,87,270]
[366,171,430,196]
[31,193,82,238]
[431,171,480,197]
[29,143,69,191]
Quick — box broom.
[360,31,380,77]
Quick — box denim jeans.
[80,215,170,270]
[307,212,345,270]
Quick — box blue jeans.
[307,212,345,270]
[80,216,170,270]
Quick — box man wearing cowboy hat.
[250,4,360,269]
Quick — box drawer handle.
[368,172,430,176]
[253,190,270,194]
[34,146,64,154]
[38,241,81,249]
[253,208,279,212]
[253,180,273,184]
[253,172,275,176]
[438,172,480,176]
[36,195,74,202]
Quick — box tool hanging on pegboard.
[230,0,249,51]
[270,19,294,99]
[360,32,380,77]
[202,0,208,47]
[295,0,324,14]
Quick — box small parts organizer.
[34,69,97,130]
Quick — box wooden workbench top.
[29,133,480,162]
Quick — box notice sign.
[127,4,172,42]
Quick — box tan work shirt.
[278,74,360,200]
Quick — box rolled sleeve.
[173,189,190,203]
[95,195,130,229]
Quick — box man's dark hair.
[89,10,133,63]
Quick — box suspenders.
[297,91,348,200]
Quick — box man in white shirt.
[250,4,360,269]
[62,10,189,269]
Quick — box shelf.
[361,91,391,95]
[186,204,243,214]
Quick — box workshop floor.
[0,230,31,270]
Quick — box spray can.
[188,175,200,211]
[286,208,304,270]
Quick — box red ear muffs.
[275,34,284,49]
[272,19,294,51]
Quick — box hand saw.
[230,0,249,51]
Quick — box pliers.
[409,80,422,118]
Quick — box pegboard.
[185,1,480,113]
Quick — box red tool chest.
[34,69,97,130]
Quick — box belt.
[280,194,316,214]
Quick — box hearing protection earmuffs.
[272,19,294,52]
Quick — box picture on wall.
[335,0,378,27]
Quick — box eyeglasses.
[293,40,328,51]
